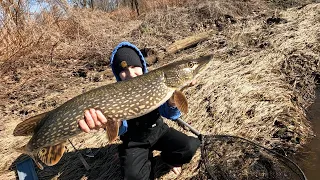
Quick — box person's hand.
[168,79,197,107]
[78,108,108,133]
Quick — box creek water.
[296,88,320,180]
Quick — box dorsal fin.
[37,142,66,167]
[13,112,48,136]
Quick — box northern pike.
[13,54,213,169]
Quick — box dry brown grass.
[0,0,319,179]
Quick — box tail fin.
[15,145,44,170]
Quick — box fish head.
[162,54,213,88]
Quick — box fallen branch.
[145,30,214,65]
[166,30,214,54]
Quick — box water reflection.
[297,88,320,180]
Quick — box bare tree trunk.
[10,0,25,28]
[133,0,139,15]
[90,0,93,9]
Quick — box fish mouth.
[194,54,213,75]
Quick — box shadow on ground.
[10,144,172,180]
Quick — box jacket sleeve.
[118,120,128,135]
[159,101,181,120]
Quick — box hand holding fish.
[79,109,107,132]
[79,109,122,133]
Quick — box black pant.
[119,123,200,180]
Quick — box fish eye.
[188,62,194,68]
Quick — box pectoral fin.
[13,112,48,136]
[105,119,119,143]
[37,142,66,167]
[173,90,188,114]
